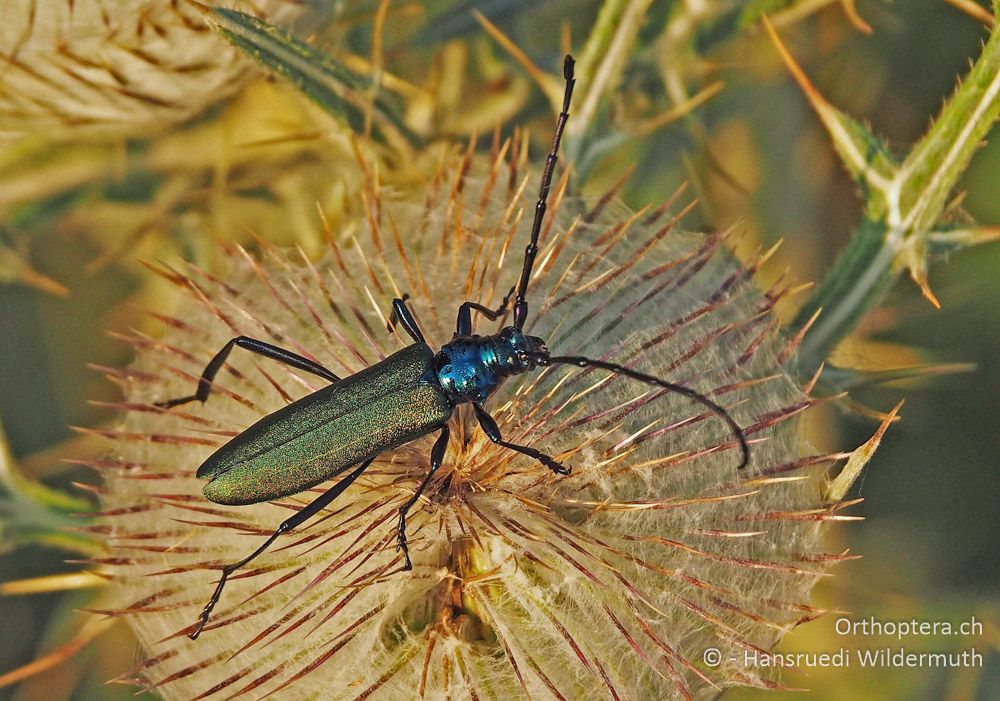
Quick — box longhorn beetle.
[157,56,749,640]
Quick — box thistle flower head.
[97,143,849,700]
[0,0,305,139]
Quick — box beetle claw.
[550,462,572,476]
[189,619,206,640]
[541,456,571,475]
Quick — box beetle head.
[495,326,548,372]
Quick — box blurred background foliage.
[0,0,997,699]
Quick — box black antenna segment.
[512,55,576,331]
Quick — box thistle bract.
[98,149,848,700]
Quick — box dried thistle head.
[0,0,305,139]
[96,142,849,700]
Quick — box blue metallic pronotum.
[156,56,750,640]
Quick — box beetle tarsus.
[516,445,570,476]
[396,509,413,571]
[154,394,201,410]
[188,564,234,639]
[499,286,514,312]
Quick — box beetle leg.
[188,456,375,639]
[473,404,571,475]
[156,336,341,409]
[387,295,427,345]
[396,425,449,570]
[455,286,515,336]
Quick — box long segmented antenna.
[525,352,750,470]
[513,55,576,331]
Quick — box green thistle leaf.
[201,5,422,148]
[768,16,1000,375]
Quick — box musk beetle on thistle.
[156,56,750,640]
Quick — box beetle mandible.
[156,56,750,640]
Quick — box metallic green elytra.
[198,344,451,505]
[158,57,749,640]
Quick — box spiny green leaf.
[415,0,552,46]
[773,15,1000,375]
[0,526,101,557]
[765,18,896,219]
[818,361,977,392]
[692,1,763,54]
[825,401,902,503]
[200,4,421,147]
[0,244,69,297]
[928,224,1000,255]
[693,0,853,54]
[0,422,91,516]
[792,217,896,363]
[894,29,1000,235]
[0,418,95,556]
[570,0,655,159]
